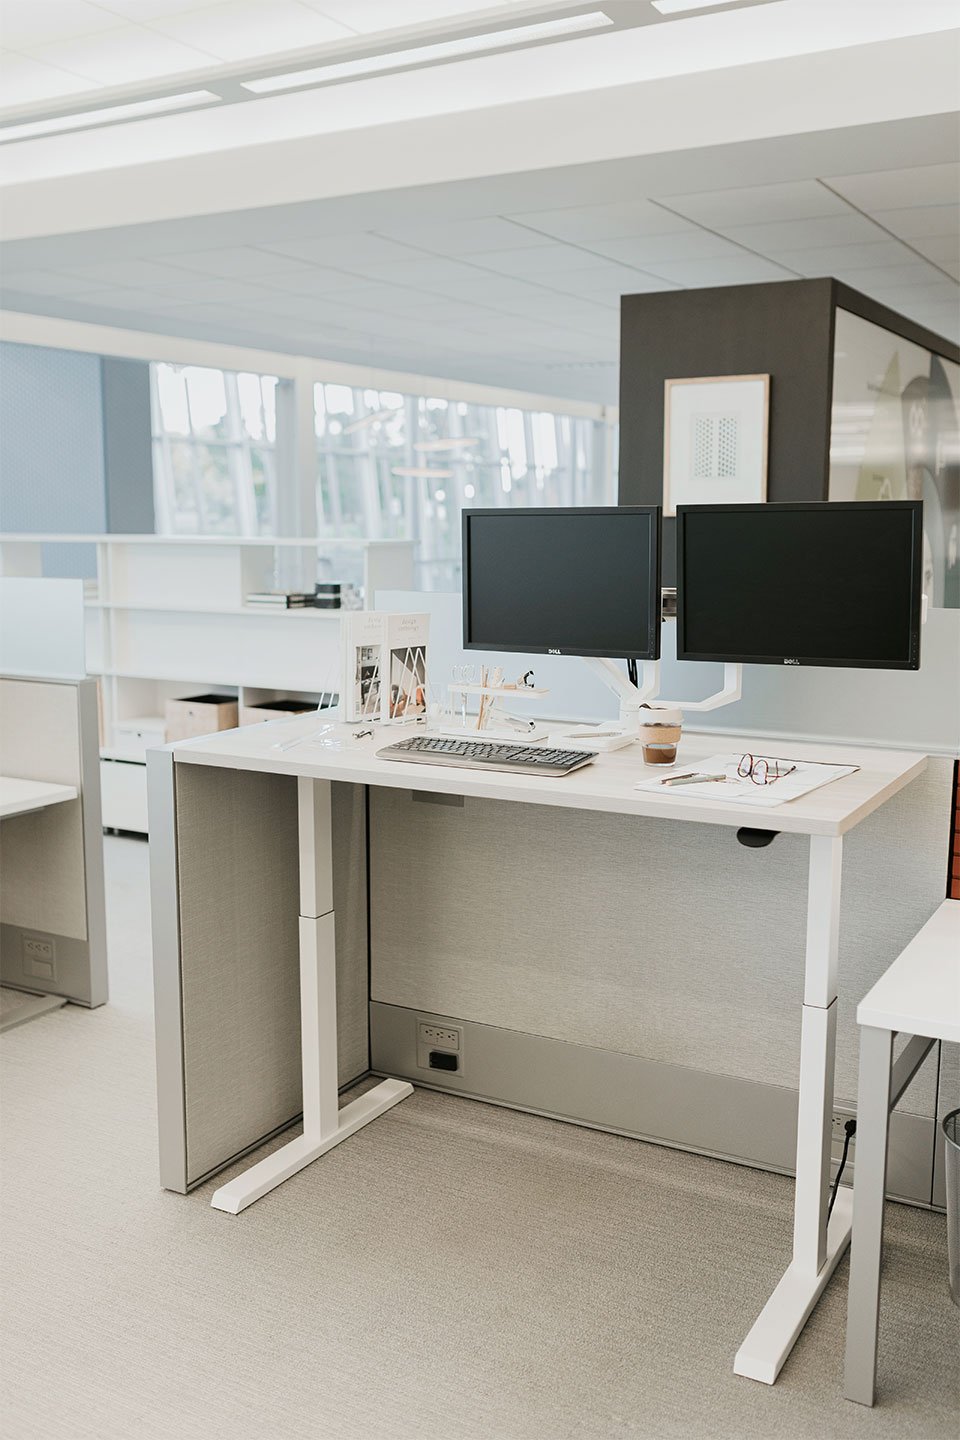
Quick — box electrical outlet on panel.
[416,1019,463,1075]
[22,934,57,982]
[832,1109,857,1153]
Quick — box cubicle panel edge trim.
[147,747,188,1194]
[77,677,108,1007]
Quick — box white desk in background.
[0,776,78,819]
[149,717,926,1387]
[844,900,960,1406]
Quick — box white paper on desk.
[634,753,859,808]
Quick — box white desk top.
[168,718,927,838]
[857,901,960,1043]
[0,776,78,819]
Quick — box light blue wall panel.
[0,342,106,577]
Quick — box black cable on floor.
[827,1118,857,1221]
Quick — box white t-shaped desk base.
[209,778,412,1214]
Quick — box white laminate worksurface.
[0,776,78,819]
[169,716,927,838]
[856,899,960,1043]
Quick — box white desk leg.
[843,1024,894,1406]
[735,834,852,1384]
[211,778,413,1215]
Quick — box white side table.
[844,900,960,1406]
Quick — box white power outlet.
[419,1022,461,1051]
[416,1019,464,1074]
[22,934,57,982]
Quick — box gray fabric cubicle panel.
[370,757,952,1122]
[0,676,107,1006]
[0,677,87,941]
[173,763,368,1187]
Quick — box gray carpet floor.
[0,836,957,1440]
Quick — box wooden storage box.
[165,693,239,742]
[239,698,315,726]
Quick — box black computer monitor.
[676,500,923,670]
[462,506,661,660]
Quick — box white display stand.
[0,534,415,833]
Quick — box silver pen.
[660,772,727,787]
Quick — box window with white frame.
[314,383,611,589]
[150,361,614,576]
[151,363,279,535]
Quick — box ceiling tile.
[123,277,280,303]
[61,257,203,286]
[260,233,425,268]
[337,256,499,289]
[824,163,960,213]
[829,262,948,290]
[906,235,960,272]
[0,269,104,296]
[640,255,796,286]
[93,1,237,18]
[254,266,371,295]
[156,246,317,278]
[719,214,887,252]
[538,271,673,302]
[299,1,515,34]
[27,27,216,83]
[580,232,748,265]
[61,287,193,309]
[1,1,120,49]
[654,180,847,229]
[370,217,545,256]
[506,200,695,243]
[147,0,352,62]
[467,244,622,279]
[770,242,920,276]
[869,205,960,241]
[861,281,960,308]
[309,282,437,313]
[0,51,98,106]
[433,276,573,304]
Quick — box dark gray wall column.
[101,356,155,533]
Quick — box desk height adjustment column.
[210,778,413,1215]
[735,833,851,1382]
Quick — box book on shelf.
[245,591,315,608]
[340,611,429,723]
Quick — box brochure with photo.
[340,611,429,723]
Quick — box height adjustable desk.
[149,718,925,1386]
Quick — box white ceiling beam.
[1,27,958,241]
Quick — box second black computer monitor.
[462,506,662,660]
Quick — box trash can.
[944,1108,960,1307]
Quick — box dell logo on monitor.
[548,648,562,655]
[783,657,800,665]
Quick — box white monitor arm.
[656,662,743,713]
[580,656,661,727]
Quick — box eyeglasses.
[737,754,797,786]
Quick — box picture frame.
[663,374,770,516]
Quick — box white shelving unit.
[0,533,415,832]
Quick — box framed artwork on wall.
[663,374,770,516]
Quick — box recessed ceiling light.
[392,466,455,479]
[242,12,615,95]
[0,91,221,145]
[413,437,480,452]
[651,0,741,13]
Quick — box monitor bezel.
[675,500,923,670]
[462,505,662,660]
